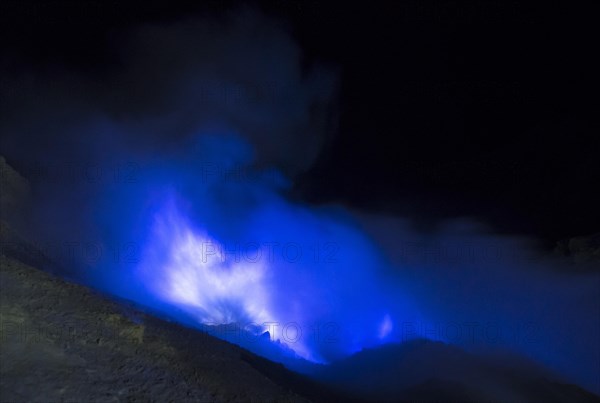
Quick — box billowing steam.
[1,7,598,394]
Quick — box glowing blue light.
[378,314,393,339]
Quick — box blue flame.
[130,176,424,363]
[80,133,429,363]
[81,132,597,392]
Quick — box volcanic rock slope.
[0,231,319,402]
[3,223,598,403]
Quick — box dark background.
[1,0,598,245]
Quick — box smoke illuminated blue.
[3,11,597,393]
[117,135,427,363]
[74,132,599,395]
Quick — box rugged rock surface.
[318,341,600,402]
[0,250,320,402]
[0,157,332,402]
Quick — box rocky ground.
[0,255,303,402]
[0,221,347,402]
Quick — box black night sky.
[1,1,598,244]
